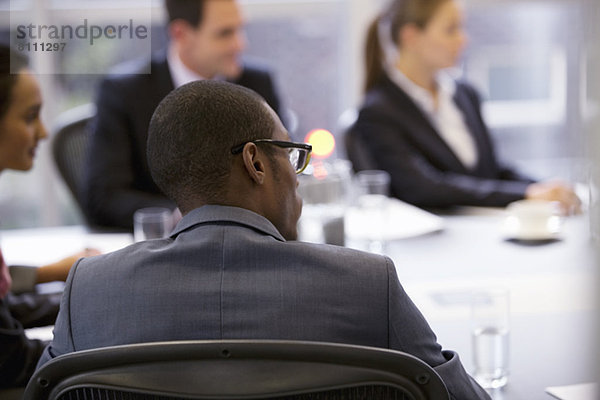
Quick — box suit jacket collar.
[171,205,286,242]
[452,86,485,152]
[378,73,432,128]
[150,50,176,96]
[153,48,249,91]
[378,74,504,176]
[377,74,471,172]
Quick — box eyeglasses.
[231,139,312,174]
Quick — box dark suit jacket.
[0,290,59,388]
[82,53,283,229]
[347,74,534,208]
[0,298,46,388]
[0,255,60,388]
[38,205,490,400]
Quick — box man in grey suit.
[38,80,489,399]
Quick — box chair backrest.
[335,108,358,160]
[336,108,378,171]
[24,340,449,400]
[345,127,379,172]
[51,103,96,219]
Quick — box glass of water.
[133,207,172,242]
[470,288,510,389]
[354,170,391,254]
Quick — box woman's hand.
[36,248,101,284]
[525,181,582,215]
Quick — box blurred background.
[583,0,599,382]
[0,0,596,231]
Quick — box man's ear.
[168,19,192,42]
[242,143,266,185]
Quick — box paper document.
[2,227,133,266]
[345,197,443,240]
[545,383,598,400]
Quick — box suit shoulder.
[100,53,167,87]
[240,58,275,78]
[361,77,412,116]
[96,59,171,106]
[355,85,407,129]
[72,239,161,273]
[234,59,277,91]
[287,241,394,272]
[102,58,149,82]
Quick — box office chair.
[335,108,376,171]
[24,340,449,400]
[344,129,379,172]
[51,103,96,221]
[335,108,358,160]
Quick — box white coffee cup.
[504,200,563,240]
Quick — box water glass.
[355,170,390,253]
[133,207,171,242]
[355,170,390,197]
[297,160,351,246]
[470,288,510,389]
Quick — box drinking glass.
[470,288,510,389]
[297,160,351,246]
[133,207,171,242]
[355,170,390,254]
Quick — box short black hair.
[0,44,28,119]
[165,0,205,27]
[148,80,276,208]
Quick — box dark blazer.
[0,298,47,388]
[0,291,60,388]
[82,52,283,229]
[347,74,534,208]
[0,251,60,388]
[38,205,490,400]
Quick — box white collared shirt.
[387,67,479,170]
[167,45,206,88]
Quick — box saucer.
[503,200,563,241]
[503,219,562,240]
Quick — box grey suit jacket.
[38,205,489,400]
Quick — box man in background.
[82,0,284,229]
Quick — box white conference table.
[378,208,598,400]
[1,208,598,400]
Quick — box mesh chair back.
[25,340,449,400]
[337,109,378,172]
[53,385,416,400]
[51,103,96,218]
[345,127,379,172]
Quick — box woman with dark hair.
[0,45,98,389]
[348,0,580,211]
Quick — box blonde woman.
[348,0,579,212]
